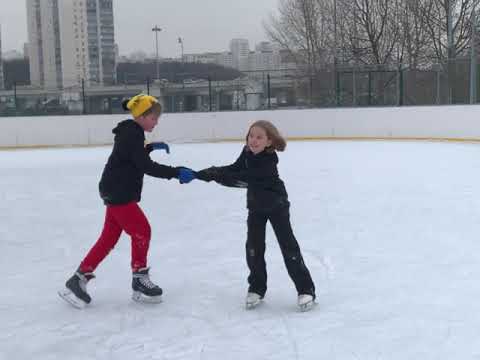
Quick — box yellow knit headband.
[127,94,159,118]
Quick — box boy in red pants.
[59,94,195,308]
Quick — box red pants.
[80,202,151,273]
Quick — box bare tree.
[396,0,432,69]
[420,0,479,63]
[264,0,332,73]
[265,0,478,69]
[342,0,400,65]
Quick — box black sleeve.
[212,151,278,187]
[196,149,248,188]
[128,136,179,179]
[145,143,154,154]
[216,148,247,173]
[197,166,248,188]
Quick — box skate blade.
[298,300,316,312]
[58,289,87,309]
[245,299,262,310]
[132,291,162,304]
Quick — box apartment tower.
[26,0,115,88]
[0,25,4,89]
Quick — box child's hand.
[196,167,217,182]
[196,167,247,188]
[177,167,196,184]
[147,142,170,154]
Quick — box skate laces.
[138,274,157,289]
[133,268,158,289]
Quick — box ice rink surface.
[2,140,480,359]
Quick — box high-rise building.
[26,0,115,89]
[26,0,62,88]
[230,38,250,71]
[85,0,115,85]
[249,42,281,72]
[23,43,29,59]
[216,52,234,69]
[0,25,4,90]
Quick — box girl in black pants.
[196,120,316,311]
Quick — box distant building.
[26,0,116,89]
[0,25,4,90]
[114,43,119,63]
[216,52,234,69]
[163,39,297,76]
[180,40,294,74]
[255,41,275,53]
[230,38,250,71]
[184,52,235,69]
[249,42,281,72]
[183,52,218,64]
[2,50,25,60]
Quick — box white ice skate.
[297,294,316,312]
[131,291,163,304]
[245,292,263,310]
[58,289,88,309]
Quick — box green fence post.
[368,71,372,106]
[398,67,404,106]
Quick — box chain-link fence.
[1,58,478,117]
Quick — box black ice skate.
[58,270,95,309]
[131,267,163,303]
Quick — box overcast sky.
[0,0,280,57]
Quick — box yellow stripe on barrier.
[216,136,480,143]
[0,144,112,151]
[2,137,480,151]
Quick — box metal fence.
[0,58,478,117]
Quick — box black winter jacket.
[197,146,289,212]
[99,120,179,205]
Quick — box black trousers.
[246,206,315,297]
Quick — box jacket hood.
[112,119,142,135]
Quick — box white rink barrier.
[1,105,480,148]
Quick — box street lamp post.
[470,5,477,104]
[447,0,454,103]
[333,0,339,106]
[152,25,162,81]
[177,37,185,112]
[178,37,184,64]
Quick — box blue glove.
[149,142,170,154]
[178,168,196,184]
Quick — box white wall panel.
[2,105,480,148]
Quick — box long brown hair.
[246,120,286,152]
